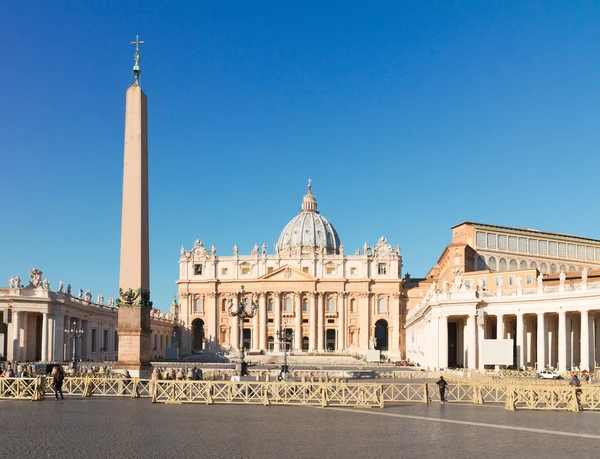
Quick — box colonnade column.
[467,314,476,369]
[41,312,49,361]
[537,313,546,371]
[12,311,20,362]
[309,292,317,351]
[211,293,219,351]
[581,310,590,371]
[317,293,324,352]
[259,293,267,351]
[337,294,346,351]
[391,293,400,353]
[439,315,448,369]
[54,311,64,362]
[558,311,567,372]
[516,313,524,370]
[252,295,260,351]
[294,293,302,351]
[497,314,504,340]
[274,292,282,352]
[359,293,370,351]
[231,295,239,350]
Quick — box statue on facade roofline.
[339,243,344,256]
[97,294,104,305]
[43,278,50,290]
[211,244,216,256]
[29,268,42,288]
[58,280,64,293]
[180,245,185,256]
[108,298,114,307]
[233,244,239,256]
[262,243,266,256]
[78,288,83,299]
[363,242,369,255]
[66,283,71,295]
[8,277,15,288]
[85,290,92,302]
[251,244,259,257]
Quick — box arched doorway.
[374,319,388,351]
[302,336,309,352]
[192,319,205,350]
[326,329,336,351]
[267,336,274,352]
[243,329,251,350]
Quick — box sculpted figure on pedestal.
[233,244,239,257]
[261,243,266,256]
[8,277,15,288]
[442,279,449,292]
[516,276,522,289]
[15,276,20,288]
[108,298,114,307]
[537,273,543,288]
[43,278,50,290]
[29,268,42,288]
[58,280,64,293]
[339,243,344,256]
[85,290,92,302]
[97,294,104,305]
[251,244,259,257]
[559,271,566,285]
[211,244,216,257]
[78,288,83,299]
[582,268,588,283]
[67,284,72,295]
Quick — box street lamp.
[276,329,294,381]
[64,319,84,370]
[228,285,258,378]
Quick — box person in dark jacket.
[436,375,448,403]
[51,366,64,400]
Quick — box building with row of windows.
[175,182,405,359]
[405,222,600,372]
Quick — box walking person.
[436,375,448,403]
[569,374,582,410]
[51,366,64,400]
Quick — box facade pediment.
[258,265,317,281]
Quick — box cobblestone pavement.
[2,398,599,458]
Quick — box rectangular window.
[326,266,336,274]
[568,244,576,258]
[193,264,203,275]
[498,235,507,250]
[577,245,586,260]
[508,236,518,251]
[558,243,566,257]
[267,300,273,312]
[526,275,533,285]
[241,266,251,275]
[221,268,228,275]
[195,297,203,313]
[481,279,487,288]
[103,329,108,351]
[539,240,547,255]
[302,301,309,312]
[587,247,594,261]
[518,238,528,252]
[528,239,538,254]
[91,329,97,352]
[268,318,273,323]
[508,276,514,286]
[267,267,274,273]
[476,232,486,247]
[487,234,497,249]
[549,241,558,256]
[114,330,118,350]
[350,267,357,275]
[302,267,309,273]
[302,319,309,324]
[378,263,387,275]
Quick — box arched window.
[350,298,356,313]
[509,259,517,271]
[560,265,566,273]
[221,299,227,312]
[378,298,386,314]
[195,297,203,313]
[267,299,273,312]
[499,258,507,271]
[327,298,335,312]
[540,263,547,274]
[520,260,527,269]
[284,296,292,312]
[302,299,309,312]
[569,266,576,272]
[477,256,486,270]
[530,261,537,269]
[488,257,497,270]
[550,264,557,273]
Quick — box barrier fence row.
[1,376,596,412]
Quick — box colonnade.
[440,309,600,371]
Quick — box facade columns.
[12,311,20,362]
[317,294,324,351]
[337,294,346,351]
[516,313,524,370]
[274,292,282,352]
[467,314,476,369]
[231,296,239,350]
[54,311,64,362]
[537,313,546,371]
[259,293,267,351]
[309,292,317,351]
[496,314,504,340]
[359,293,370,351]
[41,312,49,361]
[252,295,260,351]
[581,310,590,371]
[294,293,302,351]
[391,293,400,353]
[558,311,567,372]
[439,315,448,369]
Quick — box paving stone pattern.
[1,398,598,458]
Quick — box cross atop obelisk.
[131,35,144,85]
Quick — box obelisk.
[114,36,152,377]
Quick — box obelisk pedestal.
[113,40,152,378]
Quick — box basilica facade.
[175,183,405,359]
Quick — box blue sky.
[2,1,600,311]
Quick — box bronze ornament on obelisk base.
[113,36,153,378]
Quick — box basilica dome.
[276,182,341,255]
